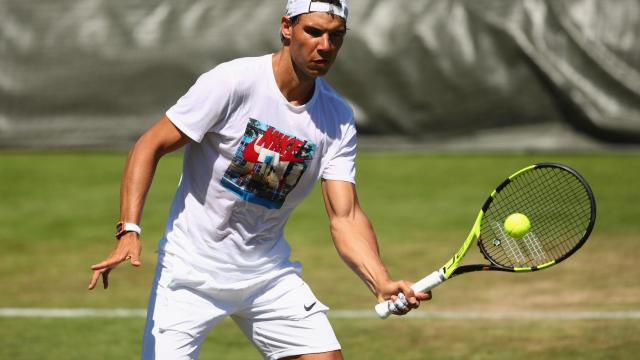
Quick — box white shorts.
[141,257,341,360]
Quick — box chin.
[308,67,330,78]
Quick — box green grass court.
[1,152,639,359]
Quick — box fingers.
[88,236,142,290]
[388,293,413,315]
[91,259,117,271]
[91,242,141,271]
[90,254,127,271]
[88,270,102,290]
[88,254,129,290]
[385,281,434,316]
[102,268,111,289]
[88,267,111,290]
[396,281,418,311]
[130,247,142,267]
[391,293,410,313]
[415,291,432,302]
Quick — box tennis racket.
[375,163,596,319]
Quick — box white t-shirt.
[161,54,357,290]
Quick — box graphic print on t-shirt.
[221,118,316,209]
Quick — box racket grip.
[411,269,445,293]
[374,269,445,319]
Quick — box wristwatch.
[115,221,142,239]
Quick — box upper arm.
[321,179,378,255]
[321,179,360,221]
[165,65,234,142]
[136,115,191,157]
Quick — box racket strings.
[515,169,590,262]
[479,167,593,268]
[512,169,591,263]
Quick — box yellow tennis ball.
[504,213,531,238]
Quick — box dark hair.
[280,0,346,43]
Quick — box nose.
[317,33,332,52]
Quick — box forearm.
[118,116,188,224]
[118,139,162,224]
[330,210,391,296]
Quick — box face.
[282,12,347,78]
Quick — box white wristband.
[123,223,141,235]
[116,221,142,238]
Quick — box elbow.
[328,213,353,234]
[131,132,168,162]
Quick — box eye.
[330,31,345,42]
[305,27,323,38]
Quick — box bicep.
[321,180,379,255]
[321,179,359,220]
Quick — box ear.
[281,16,293,43]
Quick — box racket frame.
[375,163,596,318]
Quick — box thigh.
[142,326,203,360]
[233,274,341,360]
[141,260,232,360]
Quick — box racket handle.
[374,269,445,319]
[411,269,445,293]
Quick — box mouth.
[312,59,330,67]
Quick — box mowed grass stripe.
[2,308,640,320]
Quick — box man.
[89,1,430,359]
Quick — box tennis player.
[89,1,430,359]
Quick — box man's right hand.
[88,232,142,290]
[87,116,189,291]
[375,279,432,316]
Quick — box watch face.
[115,221,124,237]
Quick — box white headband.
[285,0,349,20]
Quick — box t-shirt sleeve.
[321,120,357,184]
[165,64,234,142]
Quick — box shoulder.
[205,55,269,78]
[193,55,269,98]
[222,55,269,70]
[315,79,354,123]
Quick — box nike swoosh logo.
[242,137,261,163]
[304,302,317,311]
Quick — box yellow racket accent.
[442,210,484,279]
[508,165,536,180]
[514,260,556,272]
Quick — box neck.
[272,48,316,106]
